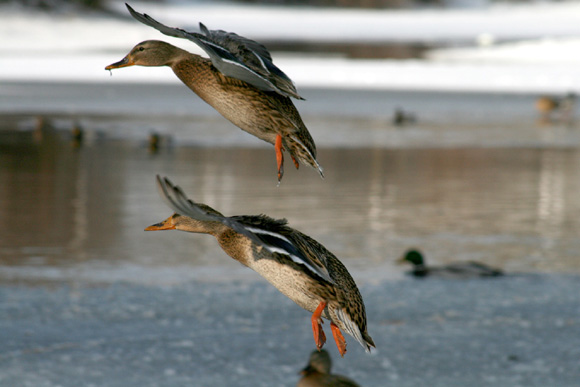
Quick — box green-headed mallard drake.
[145,176,374,356]
[106,3,323,183]
[398,249,503,278]
[297,349,360,387]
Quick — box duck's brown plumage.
[145,176,374,356]
[171,54,319,172]
[106,5,323,183]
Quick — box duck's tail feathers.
[335,309,375,353]
[287,135,324,179]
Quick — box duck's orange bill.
[105,56,135,70]
[144,220,175,231]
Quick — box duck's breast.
[249,256,324,313]
[172,59,286,145]
[217,232,325,314]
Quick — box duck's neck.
[215,229,255,267]
[176,218,226,236]
[171,54,211,84]
[162,45,193,67]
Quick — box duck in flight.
[106,3,323,183]
[145,176,374,356]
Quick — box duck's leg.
[311,301,327,350]
[330,322,347,357]
[275,134,284,182]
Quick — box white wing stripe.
[218,58,278,91]
[251,51,267,72]
[245,226,292,244]
[265,247,323,279]
[245,226,332,282]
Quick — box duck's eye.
[138,47,145,52]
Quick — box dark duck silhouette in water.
[145,176,374,356]
[297,349,360,387]
[106,3,323,183]
[398,249,503,279]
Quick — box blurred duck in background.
[297,349,360,387]
[71,122,83,148]
[148,132,160,154]
[536,92,576,125]
[398,249,503,279]
[392,107,416,127]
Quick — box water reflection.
[535,150,570,270]
[1,130,579,285]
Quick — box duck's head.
[398,249,425,266]
[105,40,182,70]
[145,205,224,234]
[300,349,332,376]
[145,213,208,233]
[145,213,180,231]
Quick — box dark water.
[1,123,579,285]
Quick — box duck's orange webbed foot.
[275,134,284,182]
[330,322,347,357]
[311,301,327,350]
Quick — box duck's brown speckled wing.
[228,214,333,284]
[125,3,303,100]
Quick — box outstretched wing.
[125,3,303,99]
[155,176,332,283]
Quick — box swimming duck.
[398,249,503,278]
[106,4,323,183]
[145,176,374,356]
[392,108,416,127]
[536,92,576,125]
[297,349,360,387]
[71,122,83,148]
[148,132,160,153]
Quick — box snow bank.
[1,1,580,93]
